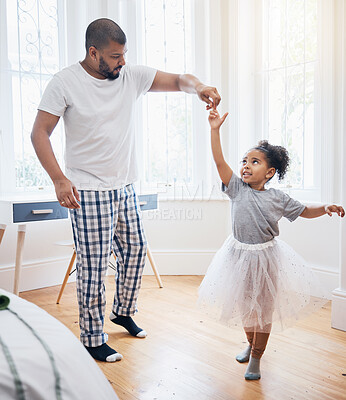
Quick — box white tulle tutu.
[198,236,328,332]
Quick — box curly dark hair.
[254,140,290,181]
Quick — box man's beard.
[99,56,122,80]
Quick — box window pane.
[268,69,285,144]
[7,0,60,75]
[12,75,63,188]
[265,0,318,189]
[287,0,305,65]
[145,94,167,183]
[286,65,304,187]
[6,0,63,190]
[304,63,315,187]
[143,0,193,185]
[268,0,286,69]
[305,0,318,61]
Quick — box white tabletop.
[0,193,58,204]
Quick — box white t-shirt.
[38,62,156,190]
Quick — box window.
[261,0,322,197]
[110,0,217,199]
[0,0,65,192]
[140,0,194,189]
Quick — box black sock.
[85,343,122,362]
[109,313,146,337]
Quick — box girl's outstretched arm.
[300,204,345,219]
[209,110,233,186]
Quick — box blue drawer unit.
[138,194,157,211]
[13,201,69,223]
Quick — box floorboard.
[21,276,346,400]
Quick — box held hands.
[325,204,345,217]
[196,84,221,110]
[54,178,81,209]
[208,109,229,130]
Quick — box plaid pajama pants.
[70,184,147,347]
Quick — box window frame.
[255,0,334,203]
[0,0,66,195]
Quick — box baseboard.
[331,288,346,331]
[0,250,217,293]
[0,256,76,293]
[143,251,338,299]
[311,266,339,299]
[0,251,339,298]
[142,250,216,276]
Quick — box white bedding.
[0,289,118,400]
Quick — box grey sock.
[244,355,261,380]
[236,345,251,363]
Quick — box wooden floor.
[21,276,346,400]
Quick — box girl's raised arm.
[209,110,233,186]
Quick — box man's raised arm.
[149,70,221,110]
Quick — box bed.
[0,289,118,400]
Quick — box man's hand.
[208,109,228,130]
[149,71,221,109]
[54,178,80,209]
[325,204,345,217]
[196,84,221,110]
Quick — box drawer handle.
[139,201,147,206]
[31,209,54,215]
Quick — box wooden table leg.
[0,224,6,246]
[146,245,163,288]
[13,224,26,296]
[56,250,76,304]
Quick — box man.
[31,18,221,362]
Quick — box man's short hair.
[85,18,126,52]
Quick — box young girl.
[198,110,345,381]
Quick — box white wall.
[0,200,229,293]
[0,198,340,298]
[331,0,346,331]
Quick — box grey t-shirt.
[222,173,306,244]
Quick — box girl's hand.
[325,204,345,217]
[208,110,228,130]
